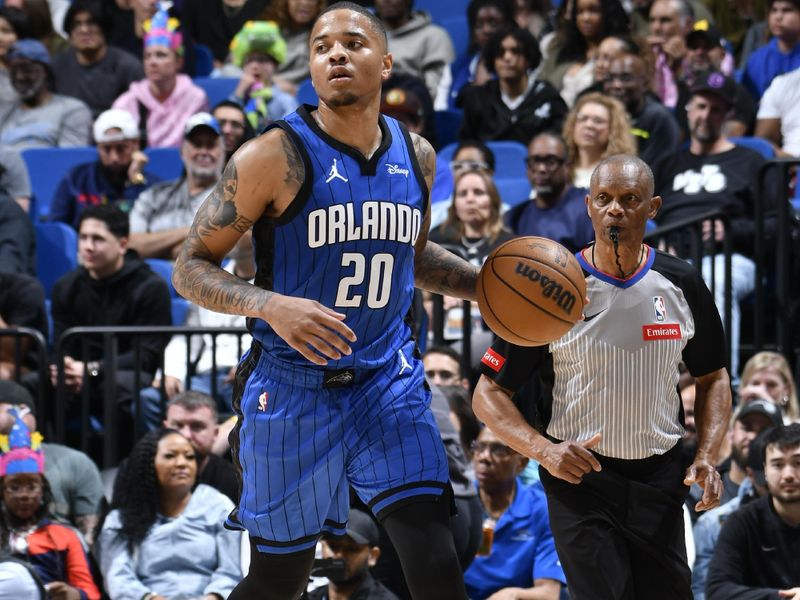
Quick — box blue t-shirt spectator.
[503,186,594,253]
[50,161,159,229]
[742,38,800,100]
[464,479,566,599]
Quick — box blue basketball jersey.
[250,106,429,368]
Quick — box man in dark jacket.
[49,204,171,413]
[706,424,800,599]
[459,27,567,144]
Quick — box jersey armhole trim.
[400,126,430,216]
[265,120,314,226]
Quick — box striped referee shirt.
[480,247,726,460]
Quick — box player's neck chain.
[591,243,645,279]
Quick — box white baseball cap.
[93,109,139,144]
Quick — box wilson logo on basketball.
[642,324,682,340]
[514,263,577,314]
[481,349,506,372]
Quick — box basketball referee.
[473,155,732,600]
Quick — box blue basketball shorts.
[225,339,449,554]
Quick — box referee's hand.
[684,459,722,512]
[539,433,603,484]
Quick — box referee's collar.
[576,245,654,289]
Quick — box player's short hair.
[317,2,388,48]
[167,390,219,421]
[591,154,655,199]
[79,204,129,239]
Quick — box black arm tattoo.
[411,132,435,187]
[280,131,305,190]
[173,156,273,316]
[415,241,479,300]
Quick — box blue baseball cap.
[6,39,51,67]
[184,112,221,138]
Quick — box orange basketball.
[477,236,586,346]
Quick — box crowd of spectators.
[1,0,800,598]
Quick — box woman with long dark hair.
[0,6,29,105]
[99,428,241,600]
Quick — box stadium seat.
[438,140,528,180]
[34,222,78,297]
[730,136,776,159]
[434,109,463,150]
[495,177,531,207]
[22,147,98,220]
[143,147,183,182]
[440,16,470,58]
[415,0,466,22]
[193,77,238,108]
[297,78,319,106]
[194,44,215,77]
[145,258,178,297]
[171,298,190,325]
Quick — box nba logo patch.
[653,296,667,322]
[258,392,268,412]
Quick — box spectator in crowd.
[463,426,565,600]
[652,71,772,379]
[112,7,208,148]
[0,381,105,546]
[50,108,156,230]
[604,52,681,165]
[0,144,30,211]
[100,428,242,600]
[538,0,630,105]
[459,27,568,144]
[742,0,800,100]
[0,409,101,599]
[50,205,171,429]
[128,112,224,259]
[383,73,438,147]
[0,39,92,149]
[423,345,469,390]
[140,234,253,427]
[579,34,642,97]
[0,193,35,276]
[380,85,427,137]
[374,0,455,100]
[162,392,239,504]
[563,92,636,188]
[52,0,143,119]
[705,424,800,599]
[442,0,516,110]
[227,20,298,132]
[739,351,800,422]
[438,383,482,459]
[5,0,68,57]
[648,0,695,108]
[308,508,400,600]
[692,428,770,600]
[0,274,46,381]
[259,0,328,88]
[756,67,800,157]
[504,131,594,252]
[182,0,270,65]
[0,6,30,107]
[212,99,255,161]
[514,0,553,39]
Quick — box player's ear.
[381,52,393,82]
[648,195,662,219]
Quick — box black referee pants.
[539,443,692,600]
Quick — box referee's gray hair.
[590,154,655,199]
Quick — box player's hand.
[684,458,722,512]
[264,295,357,365]
[539,433,602,484]
[778,588,800,600]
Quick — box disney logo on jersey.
[515,263,577,315]
[653,296,667,322]
[308,201,422,247]
[386,163,409,177]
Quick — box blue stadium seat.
[194,44,215,77]
[22,147,98,220]
[415,0,465,22]
[730,136,775,159]
[171,298,190,325]
[34,222,78,297]
[438,140,528,180]
[145,258,178,297]
[495,177,531,207]
[440,16,469,58]
[434,109,463,150]
[297,78,319,106]
[143,147,183,182]
[193,77,238,108]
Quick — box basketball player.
[172,3,476,599]
[472,155,732,600]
